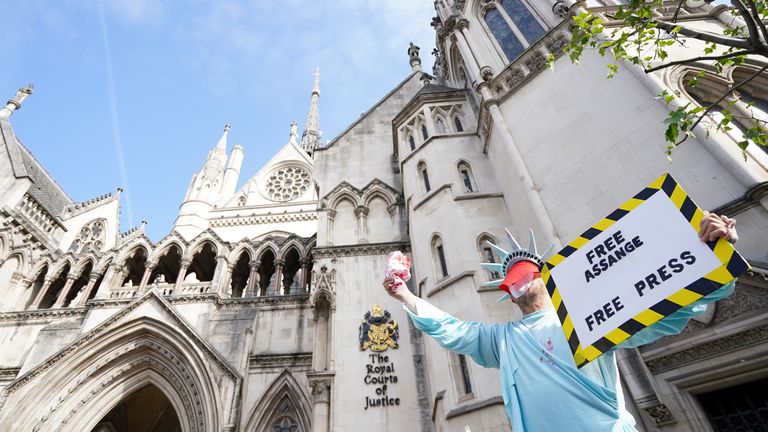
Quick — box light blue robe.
[405,282,734,431]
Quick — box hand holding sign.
[541,173,749,367]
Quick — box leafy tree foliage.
[558,0,768,158]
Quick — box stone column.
[174,259,191,292]
[387,203,401,241]
[354,206,369,243]
[77,273,101,307]
[95,263,123,299]
[452,24,482,84]
[273,259,285,295]
[222,264,234,297]
[299,258,313,292]
[29,276,54,310]
[5,275,31,311]
[307,376,333,432]
[52,274,78,308]
[245,261,260,297]
[212,254,228,295]
[325,209,336,245]
[138,261,157,293]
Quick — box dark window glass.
[421,166,431,192]
[437,244,448,277]
[460,169,473,192]
[698,378,768,431]
[421,125,429,140]
[458,354,473,395]
[454,117,464,132]
[483,246,501,279]
[484,8,524,62]
[409,135,416,150]
[500,0,546,43]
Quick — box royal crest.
[359,304,399,352]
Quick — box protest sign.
[540,173,749,367]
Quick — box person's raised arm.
[383,277,501,368]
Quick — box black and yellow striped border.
[540,173,750,368]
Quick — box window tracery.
[482,0,547,63]
[263,166,312,202]
[70,219,106,254]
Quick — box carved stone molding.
[0,308,87,324]
[312,241,410,259]
[644,323,768,373]
[249,353,313,371]
[210,212,317,228]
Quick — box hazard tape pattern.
[540,173,750,368]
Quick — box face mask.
[509,272,536,300]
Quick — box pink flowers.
[384,251,411,292]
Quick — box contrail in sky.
[98,0,135,228]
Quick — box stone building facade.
[0,1,767,431]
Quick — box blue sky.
[1,0,436,241]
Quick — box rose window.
[264,166,311,201]
[70,219,106,253]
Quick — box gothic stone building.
[1,1,767,431]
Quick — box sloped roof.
[0,117,72,215]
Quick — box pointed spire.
[300,68,322,155]
[216,124,231,151]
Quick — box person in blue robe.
[383,213,738,431]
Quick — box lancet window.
[482,0,546,63]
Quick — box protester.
[384,213,737,431]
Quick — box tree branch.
[644,49,755,73]
[731,0,762,47]
[672,0,686,23]
[654,20,752,49]
[744,0,768,44]
[678,63,768,145]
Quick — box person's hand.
[383,277,406,300]
[383,276,418,313]
[699,212,737,244]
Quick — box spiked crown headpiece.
[481,229,556,301]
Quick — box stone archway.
[243,370,312,432]
[91,383,181,432]
[0,293,240,432]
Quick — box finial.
[289,121,298,145]
[312,67,321,95]
[408,43,422,72]
[117,187,124,194]
[141,219,148,227]
[216,124,230,150]
[0,83,34,119]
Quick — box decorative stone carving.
[552,1,570,19]
[644,403,676,426]
[262,166,312,202]
[312,242,410,259]
[309,378,332,404]
[480,66,494,82]
[644,324,768,373]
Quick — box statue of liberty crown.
[481,229,556,299]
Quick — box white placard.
[549,192,721,348]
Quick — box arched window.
[684,69,768,156]
[436,118,447,134]
[483,0,546,63]
[230,251,251,298]
[408,134,416,151]
[451,354,474,402]
[457,161,477,192]
[421,124,429,140]
[454,116,464,132]
[478,234,502,280]
[418,162,431,193]
[432,235,449,279]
